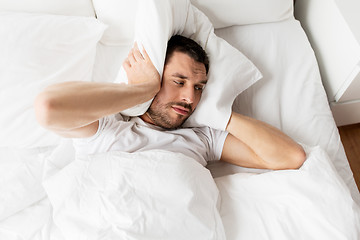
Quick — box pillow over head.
[0,12,106,148]
[92,0,137,46]
[113,0,262,130]
[93,0,294,46]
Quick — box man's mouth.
[171,105,190,116]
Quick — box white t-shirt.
[73,114,228,166]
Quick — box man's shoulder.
[191,126,223,134]
[188,126,213,136]
[115,113,128,121]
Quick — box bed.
[1,0,360,239]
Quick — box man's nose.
[180,86,195,104]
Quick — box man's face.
[145,51,207,129]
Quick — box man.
[35,35,306,169]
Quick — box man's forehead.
[167,51,206,68]
[171,72,207,84]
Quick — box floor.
[338,123,360,191]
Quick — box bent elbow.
[34,92,56,129]
[274,145,307,170]
[290,145,307,169]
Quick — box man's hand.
[123,43,161,89]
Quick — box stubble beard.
[147,100,193,130]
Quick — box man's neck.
[140,112,155,125]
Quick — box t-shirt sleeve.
[72,114,124,155]
[195,127,228,162]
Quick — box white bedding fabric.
[0,0,95,17]
[217,146,360,239]
[1,8,360,240]
[1,147,359,239]
[92,0,294,45]
[43,150,225,240]
[0,12,106,148]
[211,19,360,204]
[190,0,294,28]
[0,147,48,221]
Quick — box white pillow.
[114,0,262,130]
[215,146,360,239]
[92,0,137,46]
[0,0,95,17]
[190,0,294,28]
[93,0,293,45]
[0,12,106,148]
[184,6,262,129]
[43,150,226,239]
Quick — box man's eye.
[195,85,205,91]
[174,81,184,86]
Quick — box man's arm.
[220,112,306,170]
[34,44,160,138]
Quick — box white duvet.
[43,150,225,240]
[1,146,359,240]
[217,146,360,239]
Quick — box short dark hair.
[165,35,209,74]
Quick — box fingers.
[141,46,151,62]
[127,42,144,64]
[133,42,144,61]
[122,58,131,70]
[123,42,151,69]
[127,48,136,66]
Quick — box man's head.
[143,35,209,130]
[165,35,209,75]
